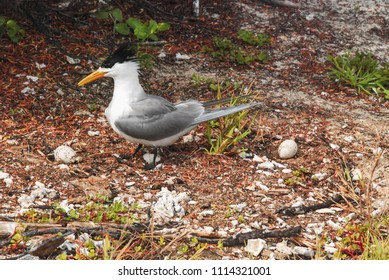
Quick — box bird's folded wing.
[115,99,204,141]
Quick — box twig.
[277,195,344,216]
[195,226,302,246]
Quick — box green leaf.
[0,16,6,26]
[6,19,17,29]
[115,23,130,35]
[95,11,109,19]
[111,8,123,21]
[126,17,143,29]
[148,33,158,41]
[147,19,158,34]
[134,24,148,40]
[157,22,170,31]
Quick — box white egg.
[54,145,77,164]
[278,139,298,159]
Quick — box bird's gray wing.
[115,97,204,141]
[191,102,261,125]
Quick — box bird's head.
[78,41,139,86]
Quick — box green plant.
[327,51,389,99]
[208,36,270,65]
[204,83,256,155]
[0,16,25,43]
[237,29,271,47]
[334,217,389,260]
[126,17,170,41]
[95,8,170,41]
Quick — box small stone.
[6,139,19,145]
[182,134,194,143]
[329,143,340,150]
[87,130,100,136]
[255,181,269,192]
[26,75,39,82]
[66,55,80,64]
[291,197,304,207]
[344,135,355,143]
[293,246,315,258]
[245,239,266,257]
[203,226,214,233]
[326,220,341,230]
[312,172,327,181]
[351,169,363,181]
[230,202,247,211]
[316,208,336,214]
[257,161,275,170]
[199,209,215,217]
[372,147,382,155]
[143,153,161,165]
[276,240,293,255]
[175,53,190,60]
[278,139,298,159]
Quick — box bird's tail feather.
[201,94,253,107]
[192,102,261,125]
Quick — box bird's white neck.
[111,74,145,104]
[107,61,145,104]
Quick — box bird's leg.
[144,147,160,170]
[116,144,143,165]
[132,144,143,158]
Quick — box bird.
[78,42,260,168]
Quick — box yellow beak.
[78,69,108,86]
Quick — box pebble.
[291,197,304,208]
[230,202,247,211]
[329,143,340,150]
[0,172,13,187]
[245,238,266,257]
[255,181,269,192]
[87,130,100,136]
[143,153,161,165]
[143,193,152,200]
[199,209,215,217]
[351,169,363,181]
[203,226,214,233]
[312,172,327,181]
[278,139,298,159]
[275,240,293,255]
[344,135,355,142]
[326,220,341,230]
[372,147,382,155]
[293,246,315,258]
[54,145,77,164]
[316,208,336,214]
[176,53,190,60]
[257,161,275,170]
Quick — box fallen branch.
[276,194,344,216]
[195,226,302,246]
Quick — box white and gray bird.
[78,42,260,168]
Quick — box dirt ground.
[0,0,388,259]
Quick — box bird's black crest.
[102,41,138,68]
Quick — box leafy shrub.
[95,8,170,41]
[237,29,271,47]
[206,31,270,65]
[327,51,389,100]
[204,83,256,155]
[0,16,25,43]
